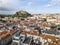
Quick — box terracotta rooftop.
[1,33,11,40]
[0,29,19,41]
[10,29,18,35]
[21,31,26,35]
[0,30,8,36]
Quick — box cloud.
[28,2,33,6]
[45,3,57,8]
[45,0,60,8]
[46,4,53,7]
[0,7,15,11]
[0,0,12,10]
[0,11,15,14]
[0,0,21,14]
[0,0,9,7]
[52,0,60,2]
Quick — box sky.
[0,0,60,14]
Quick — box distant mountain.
[0,14,12,18]
[11,10,32,18]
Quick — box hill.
[11,10,32,18]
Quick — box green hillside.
[11,10,32,18]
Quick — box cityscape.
[0,0,60,45]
